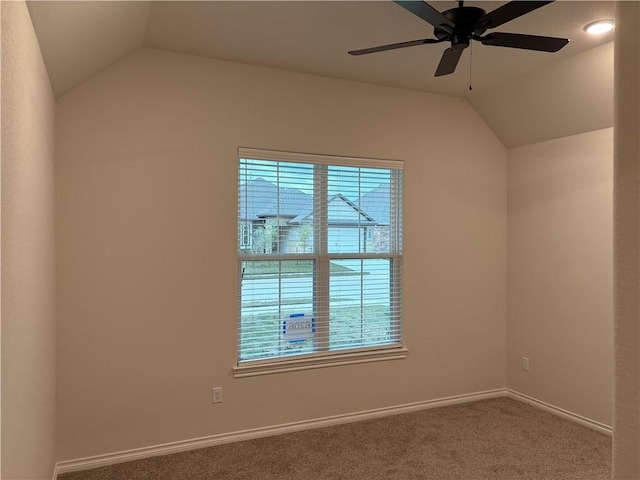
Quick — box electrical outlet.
[212,387,223,404]
[522,357,530,371]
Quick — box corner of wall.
[1,1,57,479]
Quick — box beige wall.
[1,1,57,478]
[507,129,614,426]
[613,1,640,477]
[55,47,507,460]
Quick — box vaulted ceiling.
[26,1,615,148]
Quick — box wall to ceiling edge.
[471,41,614,149]
[54,46,507,460]
[1,1,57,479]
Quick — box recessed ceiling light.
[583,20,614,35]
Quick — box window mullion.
[360,258,365,344]
[314,164,329,352]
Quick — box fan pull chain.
[469,42,473,91]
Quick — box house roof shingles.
[239,178,313,221]
[239,177,387,225]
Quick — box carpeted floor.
[59,397,611,480]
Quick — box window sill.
[233,347,409,378]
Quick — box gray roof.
[239,178,312,221]
[357,183,391,225]
[239,178,385,225]
[289,194,377,226]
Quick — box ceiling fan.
[348,1,569,77]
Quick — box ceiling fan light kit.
[348,0,570,78]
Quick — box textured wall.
[55,47,507,461]
[613,2,640,478]
[507,128,613,426]
[1,1,57,478]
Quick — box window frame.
[239,223,253,249]
[234,148,407,377]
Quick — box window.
[239,224,253,249]
[236,148,405,376]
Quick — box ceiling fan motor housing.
[348,1,570,78]
[434,6,487,50]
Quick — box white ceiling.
[26,1,615,147]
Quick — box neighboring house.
[357,183,394,252]
[239,177,313,253]
[239,178,385,254]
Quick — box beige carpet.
[59,397,611,480]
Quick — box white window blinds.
[237,148,403,366]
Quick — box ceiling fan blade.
[480,32,569,52]
[476,1,553,30]
[435,47,463,77]
[394,1,455,33]
[348,38,444,56]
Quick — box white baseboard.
[506,389,612,436]
[55,388,504,475]
[54,388,612,476]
